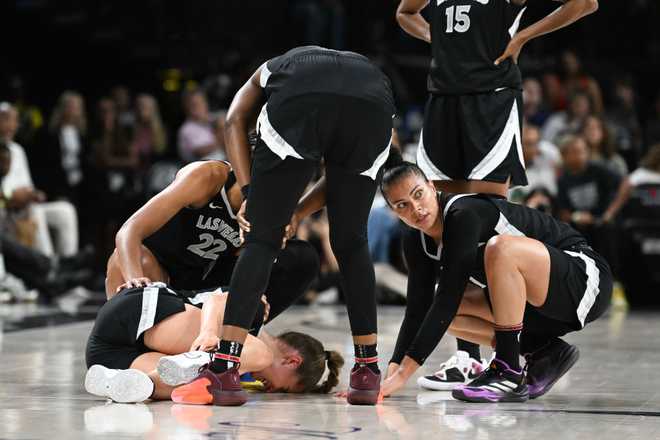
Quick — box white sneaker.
[417,351,487,391]
[157,351,211,386]
[84,365,154,403]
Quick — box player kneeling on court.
[379,151,612,403]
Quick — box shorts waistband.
[566,243,594,253]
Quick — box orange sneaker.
[171,366,247,406]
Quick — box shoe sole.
[347,387,379,405]
[85,365,153,403]
[157,352,209,386]
[529,345,580,399]
[417,376,466,391]
[452,386,529,403]
[171,377,247,406]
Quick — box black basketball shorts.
[417,88,527,186]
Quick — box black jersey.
[427,0,526,94]
[144,167,242,281]
[392,192,587,365]
[260,46,395,113]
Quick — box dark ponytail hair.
[380,147,429,204]
[277,331,344,394]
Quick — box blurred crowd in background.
[1,0,659,307]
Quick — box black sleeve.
[389,229,437,365]
[405,207,483,365]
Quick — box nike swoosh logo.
[209,202,223,210]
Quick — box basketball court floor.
[1,305,659,439]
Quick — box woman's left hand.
[494,34,526,66]
[190,330,220,352]
[381,369,409,398]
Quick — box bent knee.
[484,235,521,264]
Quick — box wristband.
[241,184,250,199]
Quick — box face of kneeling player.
[384,173,439,232]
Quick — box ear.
[282,353,303,370]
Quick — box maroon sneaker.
[347,364,381,405]
[171,366,247,406]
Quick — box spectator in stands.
[523,78,550,127]
[212,110,228,157]
[39,91,87,203]
[89,98,140,260]
[607,77,643,169]
[630,144,660,187]
[0,102,79,257]
[542,91,592,145]
[111,85,136,131]
[177,90,224,163]
[132,93,168,167]
[557,135,624,279]
[559,50,604,114]
[510,124,559,203]
[582,115,628,177]
[645,93,660,147]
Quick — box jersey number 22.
[187,233,227,260]
[445,5,471,33]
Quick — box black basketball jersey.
[144,167,242,279]
[427,0,526,94]
[261,46,395,112]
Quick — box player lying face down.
[85,283,343,403]
[378,150,611,403]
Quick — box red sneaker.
[171,366,247,406]
[347,364,381,405]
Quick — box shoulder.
[174,161,229,190]
[442,194,491,219]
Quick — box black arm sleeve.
[389,229,437,365]
[405,208,483,365]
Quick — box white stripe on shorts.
[360,137,392,181]
[259,62,271,88]
[468,99,524,181]
[136,286,160,340]
[565,250,601,328]
[416,130,452,181]
[257,103,304,161]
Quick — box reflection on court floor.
[1,306,659,440]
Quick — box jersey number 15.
[445,5,471,33]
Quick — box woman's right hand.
[190,330,220,352]
[115,277,152,292]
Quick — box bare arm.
[495,0,599,65]
[602,177,632,223]
[396,0,431,43]
[115,162,228,282]
[225,68,265,192]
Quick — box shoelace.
[433,355,459,376]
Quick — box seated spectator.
[557,135,625,279]
[33,91,88,203]
[523,78,550,127]
[607,77,643,169]
[509,123,559,203]
[630,144,660,187]
[582,115,628,178]
[177,90,224,163]
[542,91,592,145]
[111,85,136,131]
[132,93,168,167]
[0,102,79,257]
[645,93,660,147]
[90,98,141,260]
[559,50,604,114]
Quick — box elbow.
[583,0,598,14]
